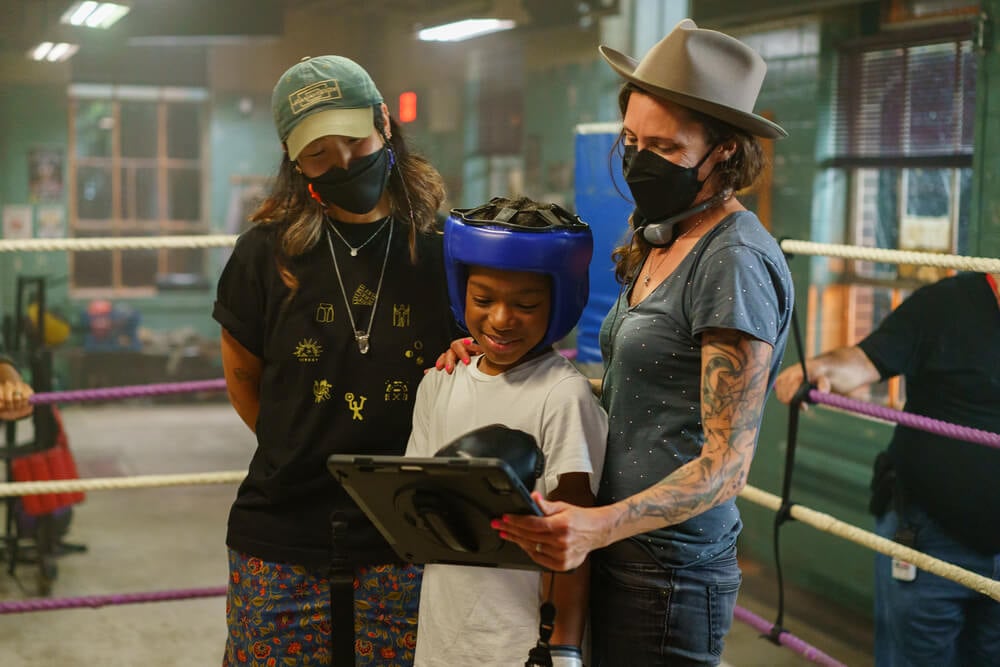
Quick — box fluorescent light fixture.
[46,43,79,61]
[61,1,130,29]
[418,18,516,42]
[27,42,80,62]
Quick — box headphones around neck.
[640,189,731,246]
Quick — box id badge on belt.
[891,525,917,581]
[891,558,917,582]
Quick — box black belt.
[598,538,660,564]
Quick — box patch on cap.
[289,79,344,116]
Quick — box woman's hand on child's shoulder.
[427,337,480,374]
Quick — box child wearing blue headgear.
[405,197,608,667]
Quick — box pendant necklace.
[325,218,393,354]
[327,216,391,257]
[641,212,709,287]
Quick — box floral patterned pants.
[223,549,422,666]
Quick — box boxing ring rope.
[0,470,244,496]
[0,586,227,615]
[2,234,997,274]
[779,239,1000,273]
[809,390,1000,449]
[27,378,228,405]
[0,234,238,253]
[738,485,1000,602]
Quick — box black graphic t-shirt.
[858,272,1000,554]
[213,218,458,567]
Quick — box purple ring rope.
[808,389,1000,450]
[733,604,848,667]
[28,378,228,405]
[0,585,227,614]
[0,588,851,667]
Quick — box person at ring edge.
[774,271,1000,667]
[0,354,34,422]
[438,19,794,666]
[405,197,608,667]
[213,55,459,666]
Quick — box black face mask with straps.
[305,145,394,214]
[622,143,715,227]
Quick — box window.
[69,85,208,295]
[810,26,976,406]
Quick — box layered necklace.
[325,217,393,354]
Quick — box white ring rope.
[780,240,1000,273]
[739,484,1000,603]
[2,235,997,275]
[0,234,238,253]
[5,471,997,602]
[0,470,244,495]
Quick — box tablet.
[326,454,544,570]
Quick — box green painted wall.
[0,84,70,329]
[973,0,1000,259]
[0,84,284,384]
[524,58,622,207]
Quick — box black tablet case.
[327,454,543,570]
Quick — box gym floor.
[0,403,874,666]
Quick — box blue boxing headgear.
[444,198,594,350]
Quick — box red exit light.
[399,91,417,123]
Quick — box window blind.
[829,25,976,168]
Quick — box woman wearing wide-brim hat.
[494,19,796,665]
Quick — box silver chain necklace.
[325,218,393,354]
[327,216,391,257]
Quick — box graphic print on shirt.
[345,392,367,420]
[403,340,425,366]
[393,304,411,327]
[294,338,322,362]
[352,284,376,306]
[313,379,332,403]
[315,302,335,323]
[385,380,409,401]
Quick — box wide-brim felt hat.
[599,19,787,139]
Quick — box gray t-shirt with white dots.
[598,210,793,568]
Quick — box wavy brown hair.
[610,83,767,285]
[249,112,446,290]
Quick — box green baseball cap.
[272,55,384,160]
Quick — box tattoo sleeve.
[619,329,773,531]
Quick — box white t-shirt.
[406,351,608,667]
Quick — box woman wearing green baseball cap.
[214,54,460,666]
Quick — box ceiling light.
[418,18,516,42]
[27,42,80,62]
[60,1,130,29]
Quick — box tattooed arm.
[220,328,262,433]
[611,328,773,531]
[495,328,773,571]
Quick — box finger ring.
[535,542,543,553]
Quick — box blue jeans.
[590,542,741,666]
[875,507,1000,667]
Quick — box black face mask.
[622,144,715,225]
[305,145,393,214]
